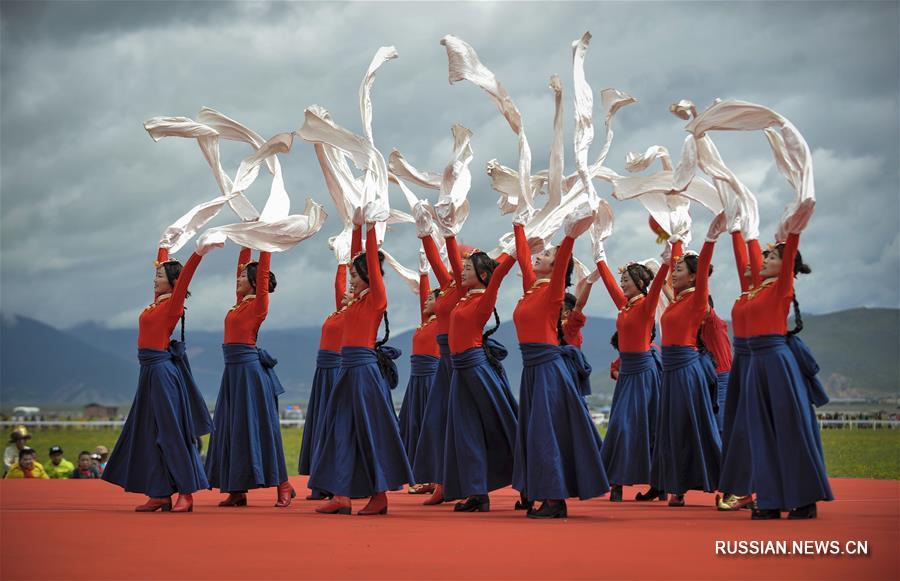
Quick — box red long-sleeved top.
[562,311,586,348]
[319,264,348,352]
[413,273,440,357]
[701,308,732,373]
[319,228,362,351]
[511,225,575,344]
[730,231,764,338]
[422,235,464,336]
[660,240,715,347]
[744,233,800,337]
[224,250,270,345]
[341,225,387,348]
[138,248,202,350]
[448,254,515,354]
[596,256,669,352]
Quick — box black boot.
[514,491,534,512]
[454,495,490,513]
[528,500,568,519]
[751,507,781,520]
[609,485,623,502]
[788,503,817,520]
[668,493,685,507]
[635,487,666,501]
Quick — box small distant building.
[83,403,118,420]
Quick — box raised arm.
[334,264,348,310]
[237,247,253,302]
[548,236,574,300]
[445,236,464,288]
[731,232,750,292]
[422,236,452,288]
[573,279,594,313]
[252,251,271,317]
[166,252,202,314]
[748,239,763,288]
[694,241,716,309]
[419,273,430,324]
[643,261,670,314]
[514,224,535,292]
[351,226,363,257]
[476,254,515,318]
[774,233,800,298]
[596,260,627,309]
[365,224,387,310]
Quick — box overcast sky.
[1,1,898,334]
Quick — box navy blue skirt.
[651,346,722,494]
[412,334,454,484]
[399,354,439,465]
[298,350,342,476]
[308,347,413,498]
[205,344,288,492]
[745,335,833,510]
[513,343,609,501]
[442,346,519,500]
[103,346,211,497]
[714,371,730,433]
[601,351,662,486]
[718,338,753,496]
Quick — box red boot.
[423,484,444,506]
[358,492,388,516]
[171,493,194,513]
[315,496,351,515]
[219,492,247,507]
[135,496,171,512]
[274,481,295,508]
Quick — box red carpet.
[1,477,897,580]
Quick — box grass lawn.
[11,426,899,480]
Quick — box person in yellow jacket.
[5,448,49,479]
[46,445,75,479]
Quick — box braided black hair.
[161,260,189,343]
[352,250,386,284]
[624,263,655,295]
[245,261,277,294]
[482,308,502,370]
[564,256,575,288]
[681,254,714,279]
[469,251,498,287]
[376,311,391,349]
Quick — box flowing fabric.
[298,350,342,476]
[718,338,753,496]
[103,348,210,497]
[442,346,519,500]
[412,335,454,484]
[602,351,663,486]
[512,343,609,501]
[714,371,730,433]
[560,345,593,398]
[399,355,440,464]
[651,346,722,494]
[205,344,288,492]
[308,347,413,498]
[744,335,833,510]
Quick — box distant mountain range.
[1,308,896,408]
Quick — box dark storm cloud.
[1,1,897,332]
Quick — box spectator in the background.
[5,448,49,479]
[94,446,109,472]
[4,426,32,471]
[46,446,75,479]
[71,452,101,479]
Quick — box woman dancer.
[442,247,519,512]
[716,230,764,511]
[103,243,216,513]
[593,241,668,502]
[701,297,732,436]
[309,221,413,516]
[651,217,725,507]
[205,247,293,508]
[743,230,832,519]
[510,216,609,519]
[413,222,466,506]
[298,228,362,501]
[400,270,440,494]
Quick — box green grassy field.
[10,426,899,480]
